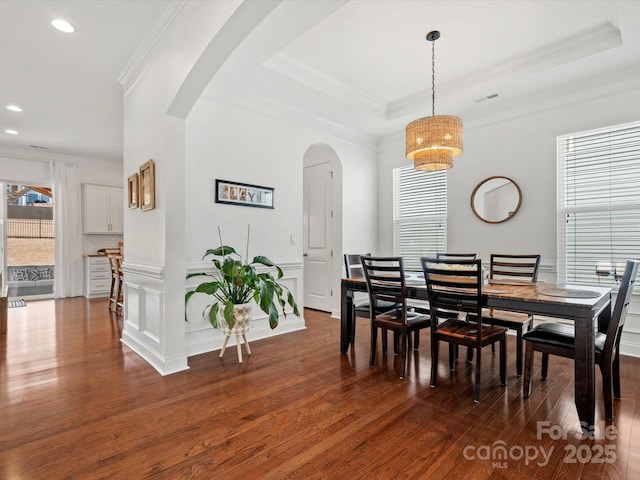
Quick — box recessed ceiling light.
[51,19,75,33]
[5,129,19,135]
[6,105,23,112]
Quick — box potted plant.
[185,227,300,334]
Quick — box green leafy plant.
[185,227,299,330]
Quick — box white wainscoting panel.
[121,262,189,376]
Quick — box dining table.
[340,274,612,431]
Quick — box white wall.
[377,86,640,356]
[184,93,377,351]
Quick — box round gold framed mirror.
[470,176,522,224]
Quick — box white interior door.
[303,162,333,312]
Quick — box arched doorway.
[303,144,343,315]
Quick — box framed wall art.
[215,179,274,209]
[139,159,155,211]
[127,173,139,209]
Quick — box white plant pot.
[219,303,252,362]
[223,303,251,334]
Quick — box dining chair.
[523,259,639,420]
[421,257,507,402]
[411,253,475,313]
[344,253,402,353]
[361,256,431,378]
[476,254,541,376]
[430,253,478,361]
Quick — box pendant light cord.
[431,39,436,116]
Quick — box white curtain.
[50,161,84,298]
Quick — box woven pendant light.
[406,31,463,171]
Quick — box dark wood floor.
[1,298,638,479]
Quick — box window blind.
[557,120,640,286]
[393,166,446,271]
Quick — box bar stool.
[108,254,123,315]
[108,254,119,312]
[115,255,124,314]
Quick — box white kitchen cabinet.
[84,255,111,298]
[83,184,124,234]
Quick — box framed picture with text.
[215,179,274,209]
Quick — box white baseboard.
[186,315,306,357]
[121,330,190,375]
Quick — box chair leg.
[430,333,439,387]
[541,353,549,380]
[600,361,614,421]
[467,347,474,363]
[109,276,117,312]
[474,347,481,403]
[370,324,377,367]
[500,337,507,386]
[393,331,399,355]
[523,342,534,398]
[612,352,621,399]
[381,329,388,356]
[413,330,420,350]
[116,274,124,315]
[400,331,408,379]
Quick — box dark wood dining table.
[340,275,612,430]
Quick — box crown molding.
[259,22,622,124]
[461,62,640,131]
[118,1,187,95]
[388,22,622,120]
[378,61,640,153]
[203,79,378,149]
[263,53,387,118]
[0,144,88,165]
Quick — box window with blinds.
[557,120,640,286]
[393,166,446,271]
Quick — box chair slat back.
[603,259,640,353]
[436,253,477,260]
[421,258,483,319]
[344,253,370,279]
[360,256,406,315]
[490,254,541,282]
